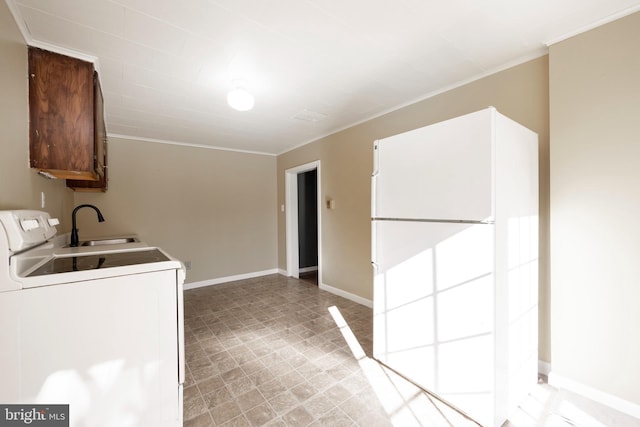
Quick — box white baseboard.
[184,268,279,290]
[278,268,287,276]
[319,282,373,308]
[538,360,551,376]
[299,266,318,273]
[548,371,640,420]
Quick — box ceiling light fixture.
[227,80,254,111]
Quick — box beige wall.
[74,138,278,283]
[277,56,551,361]
[0,0,73,221]
[549,12,640,406]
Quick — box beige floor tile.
[203,384,233,409]
[256,376,287,397]
[243,402,277,426]
[281,405,314,425]
[184,395,209,421]
[277,370,305,389]
[183,384,200,402]
[267,391,299,415]
[183,411,214,427]
[236,388,266,412]
[324,383,354,405]
[227,375,255,397]
[309,407,356,427]
[220,414,250,427]
[305,394,336,418]
[197,375,225,394]
[290,380,318,402]
[210,400,243,425]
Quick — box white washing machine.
[0,210,185,427]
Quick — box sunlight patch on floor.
[328,305,478,426]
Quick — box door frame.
[285,160,321,283]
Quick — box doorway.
[297,169,318,284]
[285,161,321,286]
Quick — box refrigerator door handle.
[372,140,380,175]
[372,140,380,217]
[371,174,378,219]
[371,262,380,278]
[371,218,377,267]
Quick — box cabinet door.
[29,47,97,180]
[67,73,108,192]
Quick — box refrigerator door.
[372,108,494,221]
[372,219,496,426]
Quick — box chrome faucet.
[70,204,105,247]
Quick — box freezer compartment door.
[372,220,496,426]
[372,108,493,221]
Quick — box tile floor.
[182,274,640,427]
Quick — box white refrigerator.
[371,107,538,427]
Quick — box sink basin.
[80,237,138,246]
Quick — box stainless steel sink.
[80,237,138,246]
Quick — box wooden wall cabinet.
[28,47,108,191]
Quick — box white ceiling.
[6,0,640,155]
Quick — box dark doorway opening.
[297,169,318,285]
